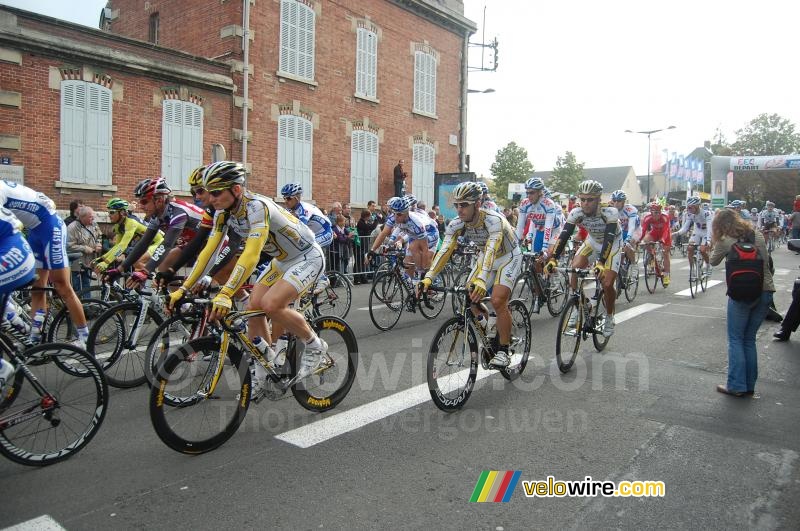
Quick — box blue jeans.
[71,268,92,292]
[726,291,772,393]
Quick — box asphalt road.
[3,246,799,530]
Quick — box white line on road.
[276,302,663,448]
[357,306,371,311]
[673,280,723,297]
[774,268,792,276]
[4,515,67,531]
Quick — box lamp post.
[625,125,676,202]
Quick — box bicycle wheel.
[0,343,108,466]
[87,302,164,388]
[555,297,582,373]
[545,270,570,316]
[149,336,250,454]
[427,316,479,412]
[289,316,358,412]
[700,260,709,292]
[46,298,111,344]
[644,252,658,294]
[368,272,404,331]
[689,255,699,299]
[511,272,535,304]
[624,263,640,302]
[591,294,610,352]
[371,261,391,286]
[499,300,531,381]
[420,275,447,320]
[144,311,203,388]
[313,271,352,319]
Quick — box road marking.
[276,302,663,448]
[4,515,67,531]
[673,280,723,297]
[357,306,371,311]
[653,310,725,319]
[774,268,792,276]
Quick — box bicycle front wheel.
[545,270,570,316]
[0,343,108,466]
[427,317,478,412]
[144,311,203,388]
[644,253,657,294]
[555,298,581,373]
[624,263,640,302]
[499,300,531,381]
[420,275,447,320]
[313,271,352,319]
[689,256,699,298]
[591,294,610,352]
[149,336,250,455]
[290,316,358,412]
[368,272,404,331]
[700,261,709,292]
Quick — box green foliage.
[490,142,533,206]
[547,151,585,195]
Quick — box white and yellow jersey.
[428,209,518,285]
[183,190,316,298]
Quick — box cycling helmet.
[648,202,662,211]
[525,177,545,191]
[388,196,410,213]
[406,194,418,207]
[751,207,758,213]
[686,197,701,206]
[134,178,171,199]
[577,180,603,195]
[203,161,246,191]
[280,182,303,197]
[478,182,490,196]
[765,201,775,207]
[543,188,553,199]
[106,198,129,211]
[451,182,482,203]
[187,165,207,188]
[610,190,627,202]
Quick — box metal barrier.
[323,233,389,284]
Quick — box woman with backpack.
[709,208,775,397]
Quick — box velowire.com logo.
[469,470,522,503]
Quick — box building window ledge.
[354,93,380,104]
[276,71,318,87]
[54,181,118,192]
[412,109,438,120]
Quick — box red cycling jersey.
[641,212,672,246]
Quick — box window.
[350,130,379,204]
[60,80,112,185]
[412,142,435,207]
[355,27,377,99]
[149,13,159,44]
[279,0,315,81]
[413,50,436,116]
[277,114,313,197]
[161,100,203,191]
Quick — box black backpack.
[725,232,764,302]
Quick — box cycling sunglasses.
[453,201,475,208]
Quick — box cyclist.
[759,201,780,243]
[0,207,35,394]
[108,178,204,287]
[405,194,427,216]
[544,180,621,337]
[610,190,640,269]
[640,202,672,286]
[94,198,164,274]
[479,181,501,213]
[0,181,90,346]
[750,207,760,230]
[672,197,712,279]
[280,182,333,293]
[419,182,521,367]
[167,161,326,394]
[516,177,557,253]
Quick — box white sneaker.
[297,338,328,379]
[489,351,510,368]
[0,358,14,396]
[602,315,615,338]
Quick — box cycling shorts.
[577,237,622,273]
[688,232,709,246]
[467,247,522,292]
[643,229,671,247]
[256,243,325,296]
[0,233,35,294]
[28,214,69,270]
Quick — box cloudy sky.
[4,0,799,179]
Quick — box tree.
[490,142,533,206]
[547,151,584,195]
[727,113,800,211]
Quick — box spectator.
[393,159,407,197]
[328,202,342,227]
[66,205,101,291]
[790,203,800,240]
[436,214,446,240]
[355,210,378,283]
[366,200,379,223]
[63,199,84,227]
[376,202,388,225]
[709,208,775,397]
[417,200,427,212]
[331,214,351,274]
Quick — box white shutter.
[350,131,378,204]
[299,116,313,197]
[366,131,378,202]
[279,0,293,74]
[280,0,314,80]
[60,80,86,183]
[356,28,377,98]
[85,83,112,185]
[181,102,203,187]
[278,115,314,198]
[429,54,437,116]
[367,31,377,98]
[413,52,423,112]
[298,3,315,80]
[412,143,434,207]
[277,116,290,190]
[161,100,183,190]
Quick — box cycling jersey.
[759,209,780,228]
[0,181,67,269]
[0,207,35,293]
[517,196,557,251]
[641,212,672,246]
[675,208,712,235]
[550,206,620,267]
[184,191,317,298]
[617,204,640,242]
[290,200,333,247]
[482,198,501,214]
[97,217,164,267]
[429,209,518,286]
[385,211,439,250]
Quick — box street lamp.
[625,125,676,202]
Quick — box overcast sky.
[4,0,799,179]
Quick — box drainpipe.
[459,31,468,173]
[241,0,251,166]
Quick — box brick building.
[0,1,475,212]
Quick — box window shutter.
[298,3,315,80]
[60,81,86,183]
[161,100,183,190]
[299,117,313,197]
[413,52,423,112]
[278,115,314,198]
[412,143,435,207]
[366,131,378,202]
[350,131,363,204]
[85,83,112,185]
[356,28,377,98]
[181,102,203,187]
[279,0,293,74]
[428,54,437,116]
[367,31,377,98]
